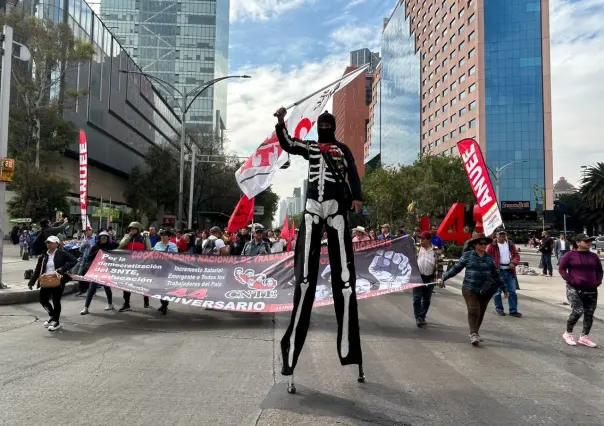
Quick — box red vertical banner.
[456,138,502,236]
[227,195,255,233]
[281,216,290,240]
[79,130,88,230]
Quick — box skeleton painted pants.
[280,199,362,375]
[566,285,598,335]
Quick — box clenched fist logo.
[368,250,412,289]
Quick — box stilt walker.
[274,107,365,394]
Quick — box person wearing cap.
[75,227,97,297]
[378,224,396,241]
[441,233,507,346]
[200,226,228,255]
[414,231,445,327]
[243,227,271,256]
[28,236,78,331]
[486,229,522,318]
[80,231,119,315]
[153,230,178,315]
[117,221,153,312]
[352,226,371,243]
[559,234,603,347]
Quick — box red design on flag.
[281,216,290,240]
[456,138,502,236]
[227,195,255,233]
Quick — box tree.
[0,9,94,166]
[580,163,604,211]
[362,155,474,229]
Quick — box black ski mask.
[317,111,336,143]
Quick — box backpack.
[201,238,217,255]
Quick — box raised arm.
[274,107,311,158]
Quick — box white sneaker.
[48,322,61,331]
[43,318,53,327]
[563,331,577,346]
[80,307,89,315]
[104,304,114,311]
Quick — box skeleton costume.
[276,111,364,393]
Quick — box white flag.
[235,65,370,198]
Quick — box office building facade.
[7,0,182,204]
[99,0,230,133]
[406,0,553,210]
[365,2,421,168]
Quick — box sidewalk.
[0,244,78,305]
[518,246,604,258]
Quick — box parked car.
[592,236,604,251]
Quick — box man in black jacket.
[28,236,77,331]
[30,218,69,256]
[274,107,365,391]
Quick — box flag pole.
[274,64,370,114]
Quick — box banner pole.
[276,64,369,113]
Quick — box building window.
[459,9,465,18]
[435,138,441,146]
[423,119,427,126]
[469,48,475,58]
[469,100,476,110]
[443,104,449,112]
[423,146,428,153]
[451,129,457,137]
[450,4,456,12]
[460,106,467,116]
[443,134,450,141]
[423,133,427,140]
[451,113,457,122]
[469,83,476,93]
[429,86,434,94]
[422,92,427,99]
[436,65,441,73]
[469,14,475,24]
[436,80,441,88]
[443,118,449,127]
[469,31,475,41]
[436,124,441,131]
[459,124,467,133]
[429,142,434,149]
[450,18,456,28]
[460,90,467,100]
[442,42,448,52]
[450,34,456,44]
[459,57,466,67]
[429,72,434,80]
[459,74,466,83]
[459,40,465,51]
[443,88,449,96]
[429,128,433,136]
[450,81,457,90]
[469,119,476,128]
[423,106,427,113]
[442,57,449,67]
[429,100,434,108]
[450,66,457,76]
[459,24,465,35]
[443,73,449,81]
[451,146,458,155]
[435,109,441,117]
[436,94,441,103]
[450,50,456,59]
[429,114,434,122]
[451,97,458,106]
[469,65,476,75]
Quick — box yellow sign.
[0,158,15,182]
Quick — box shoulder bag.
[39,272,61,288]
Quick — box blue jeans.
[494,269,518,313]
[541,253,553,275]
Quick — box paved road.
[1,283,603,425]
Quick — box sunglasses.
[475,241,488,246]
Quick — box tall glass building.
[401,0,553,211]
[7,0,181,206]
[99,0,230,133]
[366,2,420,168]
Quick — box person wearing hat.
[378,224,396,241]
[441,233,507,346]
[274,106,365,387]
[559,234,602,347]
[80,231,119,315]
[243,227,271,256]
[153,230,178,315]
[28,236,78,331]
[352,226,371,243]
[117,221,153,312]
[413,231,445,327]
[486,229,522,317]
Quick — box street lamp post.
[486,160,529,207]
[118,70,250,229]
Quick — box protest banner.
[72,237,427,313]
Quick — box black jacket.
[28,249,77,289]
[31,222,69,256]
[85,241,119,272]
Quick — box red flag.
[227,195,255,233]
[281,216,290,240]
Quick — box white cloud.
[550,0,604,187]
[344,0,370,9]
[225,56,348,200]
[230,0,315,22]
[330,23,381,52]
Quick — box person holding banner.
[153,230,178,315]
[118,222,153,312]
[80,231,118,315]
[441,233,507,346]
[274,107,365,393]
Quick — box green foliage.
[444,243,464,260]
[7,166,71,221]
[254,188,279,228]
[578,163,604,225]
[362,155,474,229]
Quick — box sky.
[225,0,604,206]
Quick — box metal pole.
[188,144,196,229]
[495,169,500,208]
[177,97,187,230]
[563,214,567,235]
[0,26,13,289]
[99,193,103,231]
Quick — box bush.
[444,243,464,259]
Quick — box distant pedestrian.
[487,229,522,318]
[559,234,602,348]
[555,233,570,265]
[539,231,554,277]
[28,236,78,331]
[153,230,178,315]
[19,230,29,257]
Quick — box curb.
[0,281,79,305]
